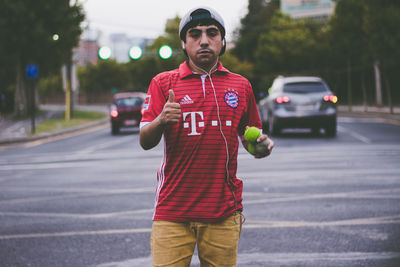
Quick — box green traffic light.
[98,46,112,60]
[159,45,172,59]
[129,46,142,60]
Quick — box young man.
[140,6,274,267]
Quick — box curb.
[338,111,400,126]
[0,118,109,145]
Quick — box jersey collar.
[179,61,230,79]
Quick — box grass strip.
[34,110,107,135]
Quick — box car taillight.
[323,95,338,104]
[275,96,290,104]
[110,109,118,118]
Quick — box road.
[0,117,400,267]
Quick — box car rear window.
[283,82,328,93]
[115,97,143,107]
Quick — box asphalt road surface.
[0,116,400,267]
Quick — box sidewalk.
[337,105,400,126]
[0,104,109,145]
[0,104,399,145]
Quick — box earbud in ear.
[181,41,186,49]
[220,38,226,56]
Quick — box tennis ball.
[247,143,256,155]
[244,126,261,143]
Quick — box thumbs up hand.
[167,89,175,103]
[159,90,181,125]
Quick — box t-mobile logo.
[183,111,204,136]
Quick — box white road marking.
[245,188,400,205]
[0,161,99,171]
[236,252,400,265]
[95,252,400,267]
[78,134,134,154]
[0,209,153,219]
[337,125,372,144]
[22,123,109,148]
[0,215,399,240]
[0,159,160,171]
[1,186,398,206]
[245,215,400,228]
[339,116,400,126]
[0,228,151,240]
[0,186,154,194]
[0,187,154,205]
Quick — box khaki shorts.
[151,212,243,267]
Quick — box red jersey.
[140,61,261,222]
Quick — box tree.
[146,15,185,72]
[233,0,280,62]
[363,0,400,64]
[226,0,400,105]
[125,15,185,91]
[79,60,130,101]
[232,0,281,93]
[256,12,317,74]
[328,0,400,106]
[363,0,400,107]
[38,75,63,99]
[0,0,84,116]
[248,9,329,96]
[329,0,367,67]
[221,52,254,81]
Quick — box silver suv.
[258,76,337,136]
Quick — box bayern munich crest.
[224,89,239,109]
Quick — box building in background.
[109,33,154,63]
[281,0,336,20]
[74,28,155,65]
[74,29,100,67]
[109,33,131,63]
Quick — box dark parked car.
[110,92,146,135]
[258,76,338,136]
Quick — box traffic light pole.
[65,79,71,121]
[65,49,73,120]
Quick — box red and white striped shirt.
[140,61,261,222]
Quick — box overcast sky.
[82,0,249,44]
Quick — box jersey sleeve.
[237,79,262,137]
[140,76,167,127]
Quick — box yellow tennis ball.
[244,126,261,143]
[247,143,256,155]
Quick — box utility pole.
[65,0,75,120]
[347,60,352,112]
[64,49,74,120]
[374,60,383,107]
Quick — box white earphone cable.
[190,59,231,185]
